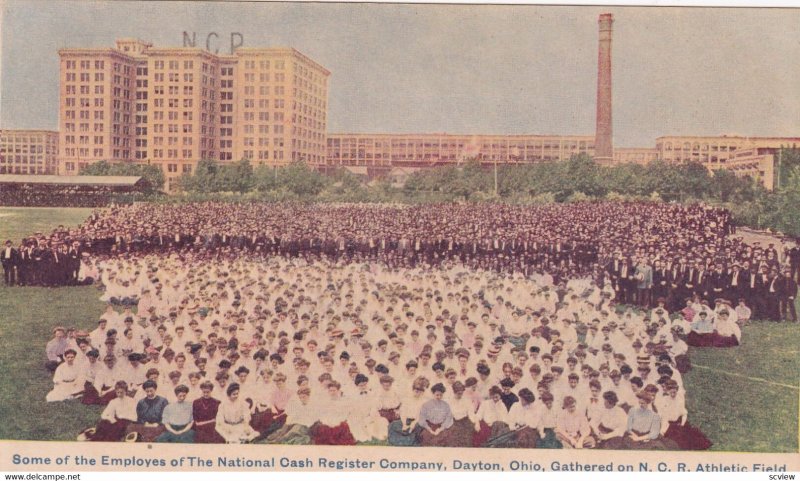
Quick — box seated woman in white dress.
[215,383,259,443]
[309,381,357,445]
[264,386,317,445]
[46,349,83,402]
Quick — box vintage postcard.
[0,0,798,474]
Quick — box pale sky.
[1,1,798,147]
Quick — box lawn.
[0,207,798,450]
[0,207,95,243]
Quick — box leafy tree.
[277,161,329,196]
[775,147,800,190]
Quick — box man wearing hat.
[2,239,19,286]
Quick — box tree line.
[86,149,800,237]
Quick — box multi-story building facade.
[232,49,328,167]
[58,39,329,190]
[58,42,137,175]
[326,133,596,171]
[654,135,800,168]
[611,147,658,165]
[724,147,778,190]
[0,130,59,175]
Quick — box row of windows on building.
[63,148,129,159]
[64,123,104,133]
[327,140,595,150]
[0,145,56,154]
[241,59,286,70]
[0,165,49,174]
[64,60,132,74]
[64,60,105,70]
[151,61,215,75]
[657,143,739,152]
[0,155,50,164]
[63,93,323,118]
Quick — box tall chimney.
[595,13,614,162]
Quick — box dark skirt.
[687,331,739,348]
[251,408,286,435]
[514,426,541,448]
[88,419,131,442]
[262,424,311,445]
[81,382,101,405]
[125,423,166,443]
[473,420,512,447]
[536,428,563,449]
[193,422,225,443]
[156,424,195,443]
[419,419,472,447]
[596,435,625,449]
[388,420,422,446]
[602,435,679,450]
[446,417,476,447]
[664,420,712,450]
[309,421,356,445]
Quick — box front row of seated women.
[77,374,710,450]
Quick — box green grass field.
[0,207,798,450]
[0,207,95,243]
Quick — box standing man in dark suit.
[708,265,728,303]
[727,263,748,303]
[17,241,32,286]
[1,240,19,286]
[778,269,798,322]
[68,240,82,285]
[605,251,623,302]
[764,267,780,321]
[652,260,670,304]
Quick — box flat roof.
[0,174,143,187]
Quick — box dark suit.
[727,269,748,302]
[1,246,19,286]
[652,268,670,302]
[708,270,728,301]
[778,276,798,322]
[763,275,780,321]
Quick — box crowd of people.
[21,201,800,448]
[6,201,798,320]
[44,253,745,449]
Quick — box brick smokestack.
[595,13,614,162]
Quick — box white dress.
[46,362,83,402]
[215,397,259,443]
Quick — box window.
[167,163,178,172]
